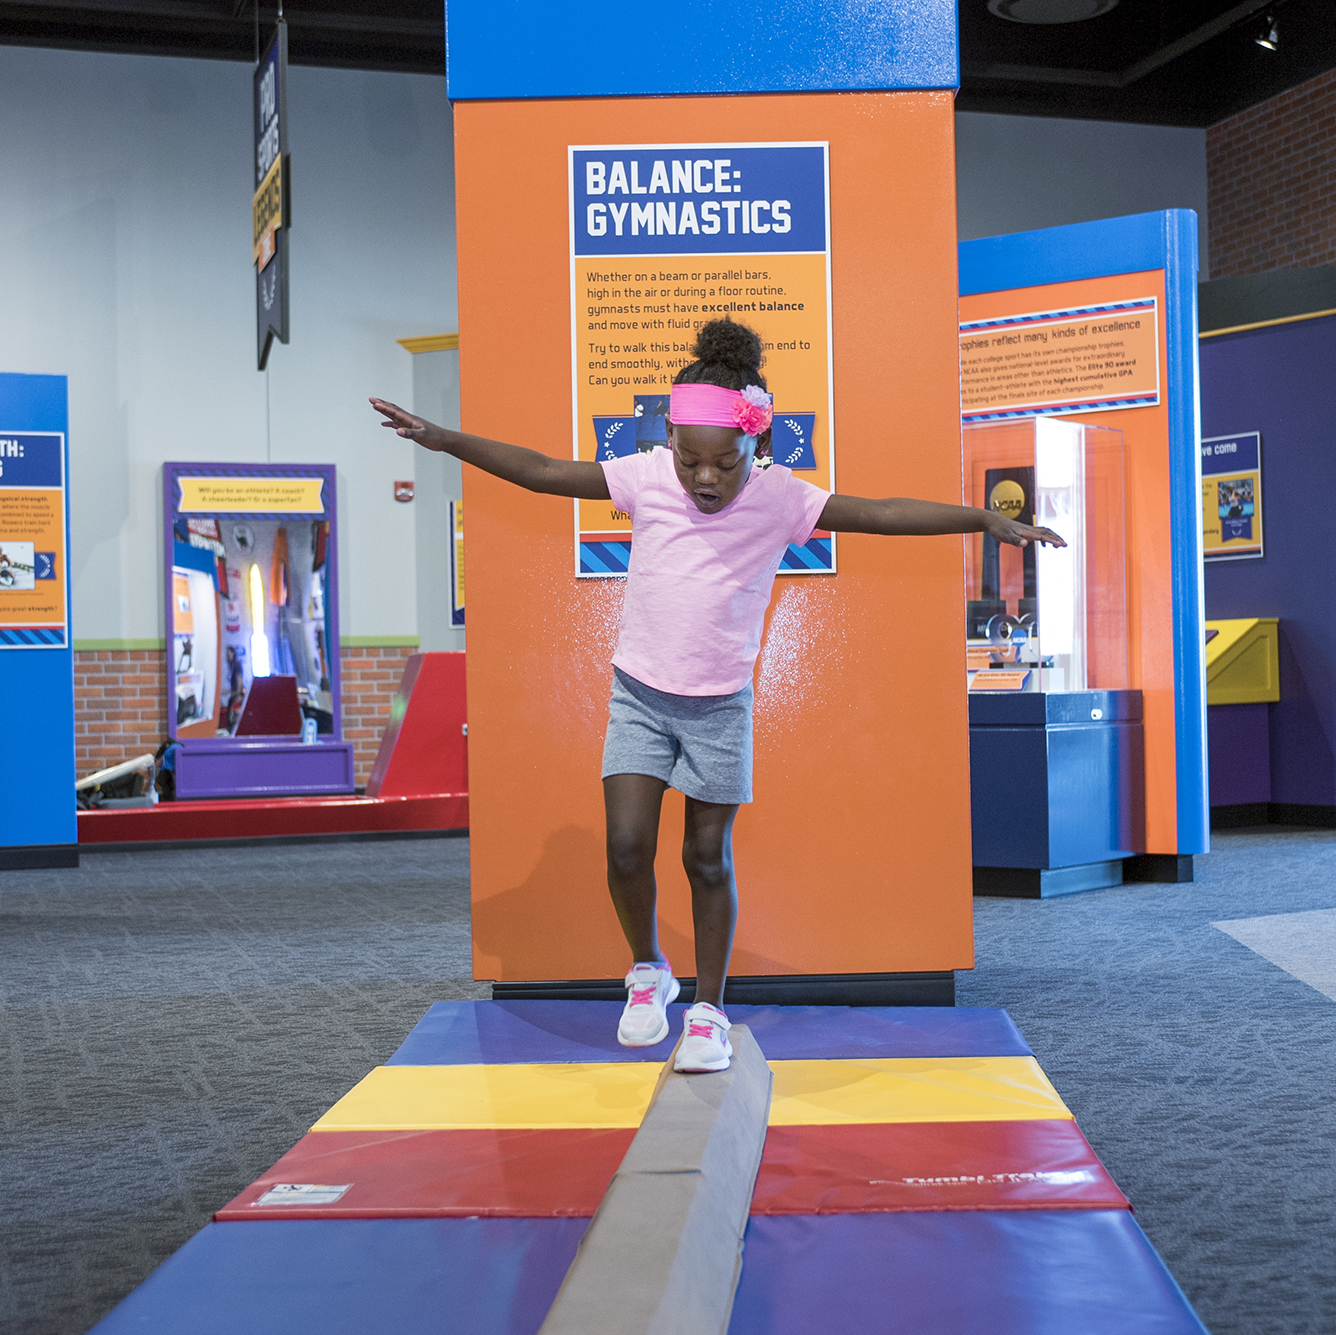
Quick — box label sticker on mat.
[896,1170,1095,1187]
[253,1183,351,1206]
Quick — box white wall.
[956,111,1210,276]
[0,45,458,645]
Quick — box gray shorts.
[601,667,754,805]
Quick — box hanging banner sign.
[254,22,289,370]
[0,432,68,648]
[569,141,836,578]
[959,298,1160,423]
[1202,431,1263,561]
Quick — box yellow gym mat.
[767,1056,1071,1125]
[310,1056,1071,1132]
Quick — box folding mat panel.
[88,1217,587,1335]
[218,1119,1126,1221]
[387,1002,1033,1065]
[310,1055,1070,1133]
[729,1210,1209,1335]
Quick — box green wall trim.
[73,638,166,652]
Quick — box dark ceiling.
[0,0,1332,127]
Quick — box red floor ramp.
[88,1217,587,1335]
[752,1120,1130,1214]
[214,1128,636,1220]
[728,1210,1209,1335]
[387,1000,1033,1065]
[78,792,467,844]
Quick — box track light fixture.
[1254,12,1279,50]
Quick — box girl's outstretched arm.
[371,398,610,501]
[818,493,1065,549]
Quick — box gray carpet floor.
[1,828,1334,1334]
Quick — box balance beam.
[539,1025,772,1335]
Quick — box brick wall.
[339,645,416,787]
[1207,67,1336,278]
[73,650,169,777]
[73,644,413,789]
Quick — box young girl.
[371,319,1062,1073]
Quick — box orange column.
[456,93,974,983]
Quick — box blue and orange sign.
[569,142,836,576]
[0,432,67,648]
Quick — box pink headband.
[669,382,773,437]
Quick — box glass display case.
[963,417,1127,694]
[162,462,355,798]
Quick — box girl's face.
[667,421,757,514]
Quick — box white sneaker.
[617,960,680,1047]
[674,1002,733,1072]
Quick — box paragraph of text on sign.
[960,302,1159,422]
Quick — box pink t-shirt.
[601,448,831,696]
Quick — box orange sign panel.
[960,298,1159,423]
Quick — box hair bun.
[691,318,763,376]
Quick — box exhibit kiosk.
[162,462,355,798]
[960,212,1209,894]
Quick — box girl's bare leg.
[603,773,668,963]
[682,797,740,1008]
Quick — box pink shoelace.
[687,1020,716,1038]
[629,985,656,1006]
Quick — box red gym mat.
[215,1128,634,1220]
[752,1119,1129,1214]
[217,1119,1127,1221]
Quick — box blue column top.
[445,0,958,101]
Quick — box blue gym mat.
[89,1209,1207,1334]
[87,1218,588,1335]
[728,1210,1209,1335]
[387,1001,1032,1065]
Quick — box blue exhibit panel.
[0,373,75,853]
[729,1211,1209,1335]
[959,212,1208,858]
[89,1218,588,1335]
[387,1000,1033,1066]
[445,0,958,101]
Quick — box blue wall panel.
[445,0,958,101]
[1200,314,1336,808]
[959,212,1207,856]
[0,373,75,851]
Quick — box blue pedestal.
[970,691,1145,897]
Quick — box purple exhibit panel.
[162,462,354,797]
[1201,313,1336,810]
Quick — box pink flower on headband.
[733,384,773,437]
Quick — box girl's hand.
[370,397,443,450]
[987,512,1067,549]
